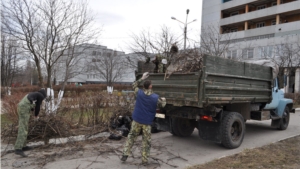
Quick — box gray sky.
[88,0,203,53]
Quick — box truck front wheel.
[171,117,195,137]
[221,112,245,149]
[277,107,290,130]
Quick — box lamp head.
[186,9,190,14]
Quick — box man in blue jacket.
[121,72,166,165]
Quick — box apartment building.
[202,0,300,93]
[54,44,137,85]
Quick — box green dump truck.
[137,54,294,149]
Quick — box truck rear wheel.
[277,107,290,130]
[170,117,195,137]
[221,112,245,149]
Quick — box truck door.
[264,78,282,109]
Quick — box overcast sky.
[88,0,203,53]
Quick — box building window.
[92,58,101,62]
[230,11,239,16]
[230,28,238,32]
[271,20,276,25]
[272,0,283,6]
[257,5,266,10]
[259,46,273,58]
[242,48,254,59]
[256,22,265,28]
[223,0,232,3]
[92,51,97,56]
[227,50,237,59]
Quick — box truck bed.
[137,54,273,108]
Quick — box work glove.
[141,72,149,80]
[161,59,168,65]
[160,97,166,108]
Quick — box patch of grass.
[187,135,300,169]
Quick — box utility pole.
[171,9,197,50]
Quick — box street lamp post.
[171,9,197,50]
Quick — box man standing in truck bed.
[121,72,166,165]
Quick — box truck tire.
[151,122,160,133]
[169,117,179,136]
[277,107,290,130]
[221,112,245,149]
[171,117,195,137]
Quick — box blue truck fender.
[276,99,293,117]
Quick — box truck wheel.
[277,107,290,130]
[221,112,245,149]
[151,122,160,133]
[169,118,179,136]
[172,118,195,137]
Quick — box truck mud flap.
[155,116,171,132]
[198,120,222,143]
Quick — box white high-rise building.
[201,0,300,93]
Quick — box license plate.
[155,113,165,118]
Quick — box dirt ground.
[188,135,300,169]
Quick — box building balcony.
[220,0,300,26]
[220,20,300,42]
[222,0,257,10]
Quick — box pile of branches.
[27,113,71,144]
[1,112,73,145]
[165,49,203,78]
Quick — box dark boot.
[15,149,27,157]
[120,155,128,162]
[141,161,148,166]
[22,146,33,151]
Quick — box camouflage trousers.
[158,63,166,73]
[15,95,33,150]
[122,120,151,163]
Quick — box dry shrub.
[285,92,300,105]
[1,90,135,144]
[1,92,26,123]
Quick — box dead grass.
[187,135,300,169]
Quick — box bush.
[1,88,136,144]
[285,93,300,105]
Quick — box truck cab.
[264,77,294,130]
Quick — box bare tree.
[199,24,234,58]
[22,60,39,85]
[89,49,125,86]
[0,33,23,93]
[2,0,100,88]
[260,36,300,88]
[55,44,96,90]
[126,25,179,68]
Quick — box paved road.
[39,111,300,169]
[39,110,300,169]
